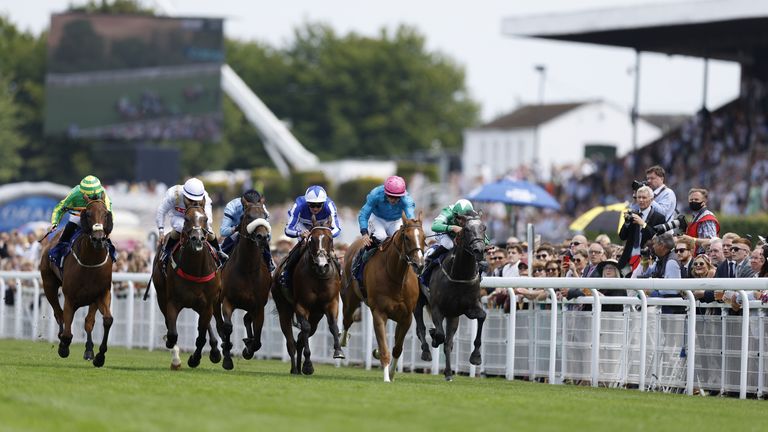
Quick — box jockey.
[420,199,487,282]
[278,185,341,288]
[219,189,274,270]
[353,175,415,275]
[50,175,113,250]
[155,177,227,262]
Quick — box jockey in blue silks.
[277,185,341,288]
[352,175,416,279]
[219,189,274,270]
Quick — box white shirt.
[155,185,213,231]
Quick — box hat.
[596,259,620,277]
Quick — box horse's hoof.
[188,353,201,368]
[333,349,345,359]
[302,361,314,375]
[93,353,105,368]
[242,347,254,360]
[84,350,95,361]
[170,362,182,371]
[209,349,222,364]
[290,367,300,375]
[469,352,481,366]
[58,344,70,358]
[372,348,380,360]
[445,375,454,382]
[421,351,432,362]
[222,356,234,371]
[165,340,175,350]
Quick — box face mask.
[689,201,703,212]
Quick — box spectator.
[678,188,720,251]
[732,238,755,278]
[707,238,726,267]
[582,242,605,277]
[645,165,677,222]
[748,246,765,276]
[638,233,683,314]
[566,248,589,278]
[715,234,739,278]
[618,185,665,274]
[545,261,561,277]
[569,234,588,255]
[675,241,693,278]
[596,259,626,312]
[501,244,523,277]
[534,244,555,262]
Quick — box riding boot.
[353,237,381,282]
[420,245,447,285]
[208,237,228,263]
[263,248,276,273]
[58,222,78,245]
[161,236,179,264]
[279,241,302,288]
[221,233,237,256]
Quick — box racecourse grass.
[0,339,764,432]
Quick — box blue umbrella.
[466,179,561,210]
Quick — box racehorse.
[272,216,344,375]
[152,204,222,370]
[39,199,114,367]
[341,212,425,382]
[414,213,486,381]
[216,200,272,370]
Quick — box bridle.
[394,221,425,274]
[181,204,207,251]
[240,203,270,247]
[81,199,110,250]
[307,226,335,278]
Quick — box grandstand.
[502,0,768,216]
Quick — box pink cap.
[384,176,407,196]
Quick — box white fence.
[1,271,766,399]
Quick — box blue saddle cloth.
[48,229,117,274]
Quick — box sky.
[0,0,741,122]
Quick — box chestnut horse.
[341,212,425,382]
[39,199,114,367]
[216,200,272,370]
[414,213,487,381]
[272,216,344,375]
[152,204,222,370]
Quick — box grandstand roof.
[478,102,586,129]
[501,0,768,63]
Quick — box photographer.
[618,186,665,274]
[637,233,684,314]
[677,188,720,252]
[643,165,677,223]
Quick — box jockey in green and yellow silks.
[51,175,112,247]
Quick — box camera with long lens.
[653,214,688,235]
[631,180,648,191]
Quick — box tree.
[0,75,25,181]
[227,23,480,161]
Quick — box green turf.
[0,339,763,432]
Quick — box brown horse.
[341,212,425,382]
[152,204,222,370]
[216,200,272,370]
[272,216,344,375]
[39,199,114,367]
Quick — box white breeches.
[369,215,403,242]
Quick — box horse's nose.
[255,232,265,241]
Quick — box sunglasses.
[490,256,505,261]
[573,258,583,263]
[570,241,582,246]
[675,248,688,254]
[308,203,323,209]
[693,262,707,267]
[546,268,559,273]
[730,246,747,253]
[536,254,548,259]
[589,250,603,255]
[533,268,545,273]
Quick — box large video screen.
[44,13,224,141]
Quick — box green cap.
[452,199,474,215]
[79,175,103,196]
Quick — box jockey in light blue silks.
[352,175,416,280]
[277,185,341,288]
[219,189,274,270]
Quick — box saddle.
[166,241,219,283]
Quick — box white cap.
[182,178,205,201]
